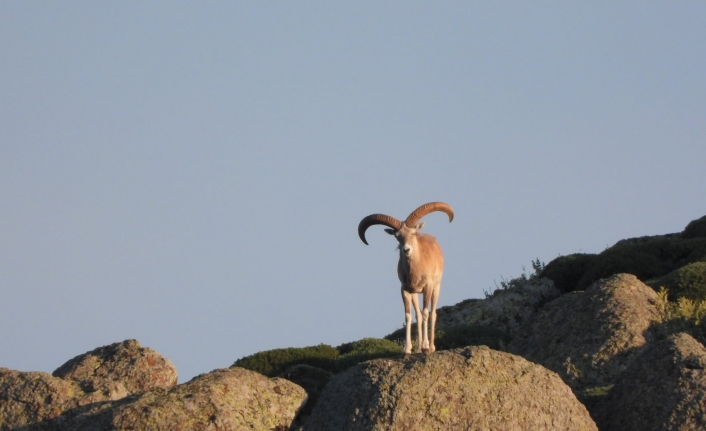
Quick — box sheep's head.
[386,222,426,257]
[358,202,454,250]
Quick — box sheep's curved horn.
[358,214,403,245]
[405,202,454,227]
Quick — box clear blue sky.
[2,2,705,382]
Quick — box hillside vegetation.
[231,214,706,373]
[230,214,706,423]
[7,214,706,430]
[540,215,706,295]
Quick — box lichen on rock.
[303,346,597,431]
[508,273,661,393]
[593,332,706,431]
[52,339,177,395]
[63,367,307,431]
[434,277,560,336]
[0,368,123,431]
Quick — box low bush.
[577,385,614,410]
[652,287,706,345]
[540,253,597,293]
[484,259,545,297]
[575,237,706,291]
[576,244,664,290]
[384,323,511,351]
[537,217,706,294]
[646,261,706,301]
[683,215,706,239]
[383,327,409,344]
[232,344,339,377]
[435,324,511,351]
[334,338,401,371]
[233,339,403,378]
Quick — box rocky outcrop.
[303,346,597,431]
[1,340,179,430]
[508,273,661,392]
[0,368,124,430]
[435,278,560,335]
[1,342,306,431]
[593,332,706,431]
[52,339,177,394]
[62,367,307,431]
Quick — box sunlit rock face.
[0,341,307,431]
[303,346,597,431]
[52,339,178,394]
[508,273,661,392]
[63,367,307,431]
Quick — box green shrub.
[233,338,404,378]
[647,261,706,301]
[655,237,706,266]
[232,344,339,377]
[484,259,545,297]
[385,324,511,351]
[435,324,511,351]
[576,245,663,290]
[334,338,402,371]
[578,385,614,410]
[683,215,706,239]
[383,327,409,344]
[540,253,597,293]
[575,237,706,291]
[651,287,706,345]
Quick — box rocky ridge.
[3,213,706,430]
[0,341,306,431]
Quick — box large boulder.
[62,367,307,431]
[0,368,125,430]
[508,273,661,392]
[53,339,177,394]
[593,332,706,431]
[435,278,560,336]
[303,346,597,431]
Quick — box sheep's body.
[358,202,453,354]
[394,228,444,353]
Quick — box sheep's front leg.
[401,289,414,355]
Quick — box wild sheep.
[358,202,454,354]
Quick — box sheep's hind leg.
[427,285,440,353]
[421,293,431,353]
[411,293,423,353]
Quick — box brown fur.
[359,202,453,354]
[388,224,444,353]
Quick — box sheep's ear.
[414,221,425,230]
[384,228,396,235]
